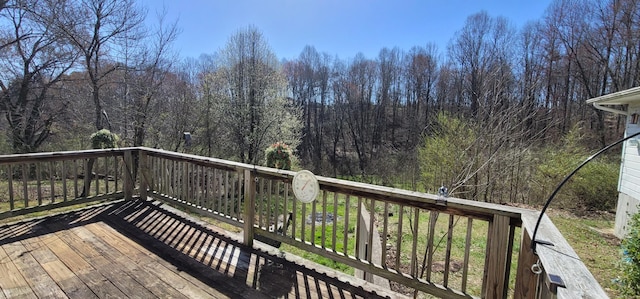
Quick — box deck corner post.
[124,150,134,200]
[243,168,256,247]
[514,226,539,299]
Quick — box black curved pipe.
[531,130,640,253]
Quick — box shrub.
[618,211,640,297]
[418,112,476,194]
[265,142,292,170]
[533,124,618,210]
[571,160,619,211]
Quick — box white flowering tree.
[205,26,302,164]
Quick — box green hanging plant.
[90,129,120,149]
[265,142,292,170]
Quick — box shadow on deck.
[0,199,399,299]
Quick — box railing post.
[514,227,538,299]
[243,169,256,247]
[485,214,511,298]
[139,150,148,200]
[123,150,134,200]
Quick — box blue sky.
[141,0,552,61]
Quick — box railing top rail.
[141,147,528,223]
[520,212,608,298]
[141,147,272,173]
[0,147,133,164]
[318,175,528,223]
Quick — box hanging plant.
[90,129,120,149]
[265,142,292,170]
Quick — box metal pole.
[531,130,640,253]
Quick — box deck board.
[2,242,66,298]
[0,199,407,299]
[0,246,37,298]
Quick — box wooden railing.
[138,148,607,299]
[0,147,608,298]
[0,148,134,220]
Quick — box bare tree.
[284,45,332,172]
[0,0,78,153]
[54,0,144,131]
[376,47,400,149]
[403,45,438,146]
[343,53,378,178]
[126,9,179,147]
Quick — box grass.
[267,192,517,297]
[261,191,621,298]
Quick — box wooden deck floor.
[0,199,402,299]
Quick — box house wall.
[615,102,640,238]
[615,193,639,237]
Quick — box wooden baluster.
[123,150,134,200]
[395,205,404,271]
[8,165,14,210]
[381,202,389,268]
[461,218,473,292]
[36,163,42,205]
[332,192,338,252]
[50,161,55,203]
[342,195,349,255]
[62,161,68,202]
[443,214,454,287]
[426,211,438,281]
[243,169,256,247]
[321,190,328,249]
[23,163,29,206]
[410,208,419,277]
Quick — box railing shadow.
[0,198,393,298]
[100,199,391,299]
[0,201,118,245]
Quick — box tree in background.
[283,45,332,173]
[54,0,145,131]
[125,9,179,148]
[210,26,302,165]
[144,59,199,151]
[0,0,78,153]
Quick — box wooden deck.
[0,199,402,299]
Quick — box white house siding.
[615,193,639,237]
[615,102,640,237]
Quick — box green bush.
[618,211,640,297]
[418,112,476,194]
[533,125,618,211]
[571,161,619,211]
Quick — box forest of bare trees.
[1,0,638,208]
